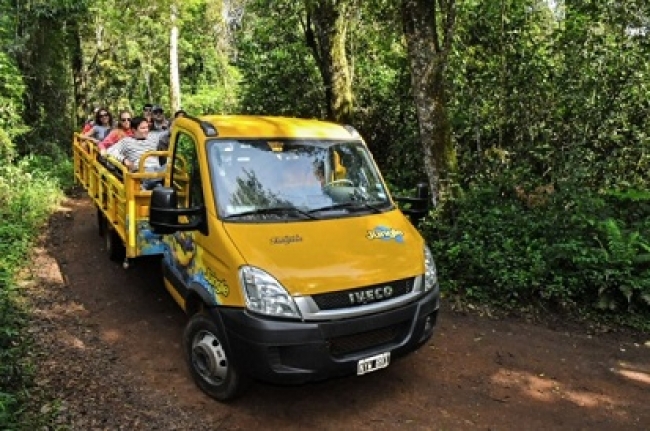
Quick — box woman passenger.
[98,110,134,151]
[82,108,113,145]
[103,116,162,173]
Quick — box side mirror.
[150,187,178,232]
[149,187,207,234]
[415,182,429,202]
[394,182,430,225]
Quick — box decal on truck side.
[134,219,165,255]
[163,232,230,303]
[366,226,405,243]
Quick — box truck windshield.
[206,139,393,220]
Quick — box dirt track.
[24,194,650,430]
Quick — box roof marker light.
[200,121,219,137]
[343,124,361,138]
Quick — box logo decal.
[366,226,404,243]
[204,268,230,297]
[270,234,303,245]
[349,286,394,305]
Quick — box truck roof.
[175,115,359,140]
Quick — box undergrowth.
[0,155,70,429]
[424,184,650,333]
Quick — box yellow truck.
[73,115,439,401]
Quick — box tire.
[105,225,125,261]
[183,312,249,402]
[96,207,106,237]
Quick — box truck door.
[164,132,205,290]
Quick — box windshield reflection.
[207,139,392,221]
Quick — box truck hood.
[222,210,424,296]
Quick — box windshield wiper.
[308,201,384,214]
[225,206,319,220]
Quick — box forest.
[1,0,649,426]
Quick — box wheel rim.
[191,330,228,384]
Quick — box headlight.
[239,266,301,319]
[424,245,438,292]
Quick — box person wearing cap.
[151,105,170,131]
[143,103,154,129]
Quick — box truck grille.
[312,277,414,310]
[327,321,409,357]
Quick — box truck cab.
[149,115,439,401]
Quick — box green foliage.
[78,0,240,117]
[420,0,649,327]
[236,0,424,188]
[426,182,650,324]
[0,128,16,163]
[0,3,28,150]
[0,6,67,423]
[0,154,66,429]
[236,0,326,117]
[0,285,29,430]
[350,5,423,187]
[592,218,650,311]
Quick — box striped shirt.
[106,131,166,171]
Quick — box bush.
[0,154,65,429]
[425,183,650,321]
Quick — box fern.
[595,218,650,311]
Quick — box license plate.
[357,352,391,376]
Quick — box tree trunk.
[169,4,181,113]
[304,0,354,124]
[401,0,458,205]
[69,18,87,128]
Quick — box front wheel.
[183,312,249,402]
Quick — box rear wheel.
[105,225,125,261]
[184,312,249,402]
[96,208,106,237]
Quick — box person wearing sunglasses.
[82,108,113,145]
[98,110,134,151]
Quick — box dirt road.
[25,195,649,430]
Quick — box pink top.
[81,122,94,134]
[98,129,134,151]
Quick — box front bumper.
[214,288,439,385]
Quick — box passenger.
[173,109,187,121]
[82,108,113,145]
[103,117,162,174]
[81,107,100,133]
[314,161,326,186]
[97,110,134,152]
[151,105,170,131]
[156,109,187,163]
[143,103,154,129]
